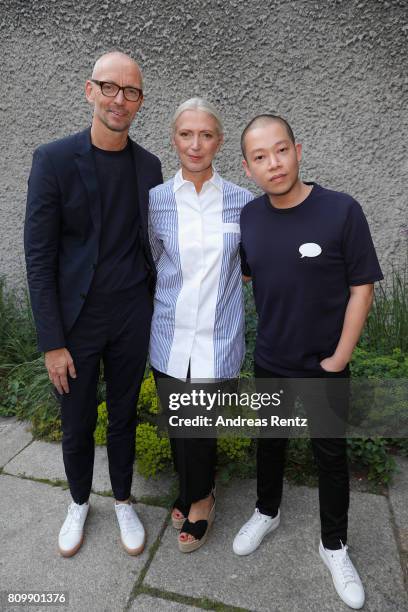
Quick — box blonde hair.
[172,97,224,135]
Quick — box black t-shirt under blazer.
[92,141,146,293]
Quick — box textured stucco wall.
[1,0,407,288]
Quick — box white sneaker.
[115,502,145,556]
[233,508,280,556]
[58,501,89,557]
[319,540,365,609]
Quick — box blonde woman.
[148,98,253,552]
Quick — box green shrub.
[350,347,408,378]
[30,405,62,441]
[347,437,396,483]
[0,279,40,414]
[94,401,108,445]
[137,371,160,416]
[350,346,407,483]
[275,438,398,486]
[218,436,252,462]
[349,348,408,450]
[0,280,38,366]
[9,357,55,413]
[135,422,172,477]
[0,378,22,416]
[361,263,408,354]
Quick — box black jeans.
[254,361,350,550]
[60,284,152,504]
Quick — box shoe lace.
[334,543,357,586]
[117,504,137,531]
[68,503,83,521]
[240,509,264,536]
[62,503,84,532]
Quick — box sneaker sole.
[233,514,280,556]
[121,538,145,556]
[58,533,84,558]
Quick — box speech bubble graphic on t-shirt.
[299,243,322,258]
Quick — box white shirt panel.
[166,170,223,379]
[148,171,254,381]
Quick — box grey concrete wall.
[1,0,407,288]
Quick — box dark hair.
[241,114,295,159]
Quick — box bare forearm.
[335,291,372,363]
[321,285,374,372]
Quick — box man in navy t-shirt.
[233,114,383,610]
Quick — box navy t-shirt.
[91,141,147,293]
[240,183,384,376]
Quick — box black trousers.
[152,367,217,507]
[60,284,152,504]
[254,362,350,550]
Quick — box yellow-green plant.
[135,422,172,477]
[94,401,108,445]
[218,436,252,461]
[137,371,160,416]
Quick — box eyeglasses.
[90,79,143,102]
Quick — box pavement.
[0,416,407,612]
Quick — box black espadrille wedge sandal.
[178,494,215,553]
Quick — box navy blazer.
[24,128,163,353]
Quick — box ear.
[135,94,144,113]
[295,143,302,163]
[85,80,95,106]
[215,132,224,155]
[242,159,252,179]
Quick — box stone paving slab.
[0,474,167,612]
[145,479,408,612]
[389,456,408,552]
[3,440,175,500]
[130,594,212,611]
[0,417,32,467]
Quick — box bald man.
[24,52,163,557]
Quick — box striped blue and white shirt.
[148,169,253,380]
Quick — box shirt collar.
[173,167,223,193]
